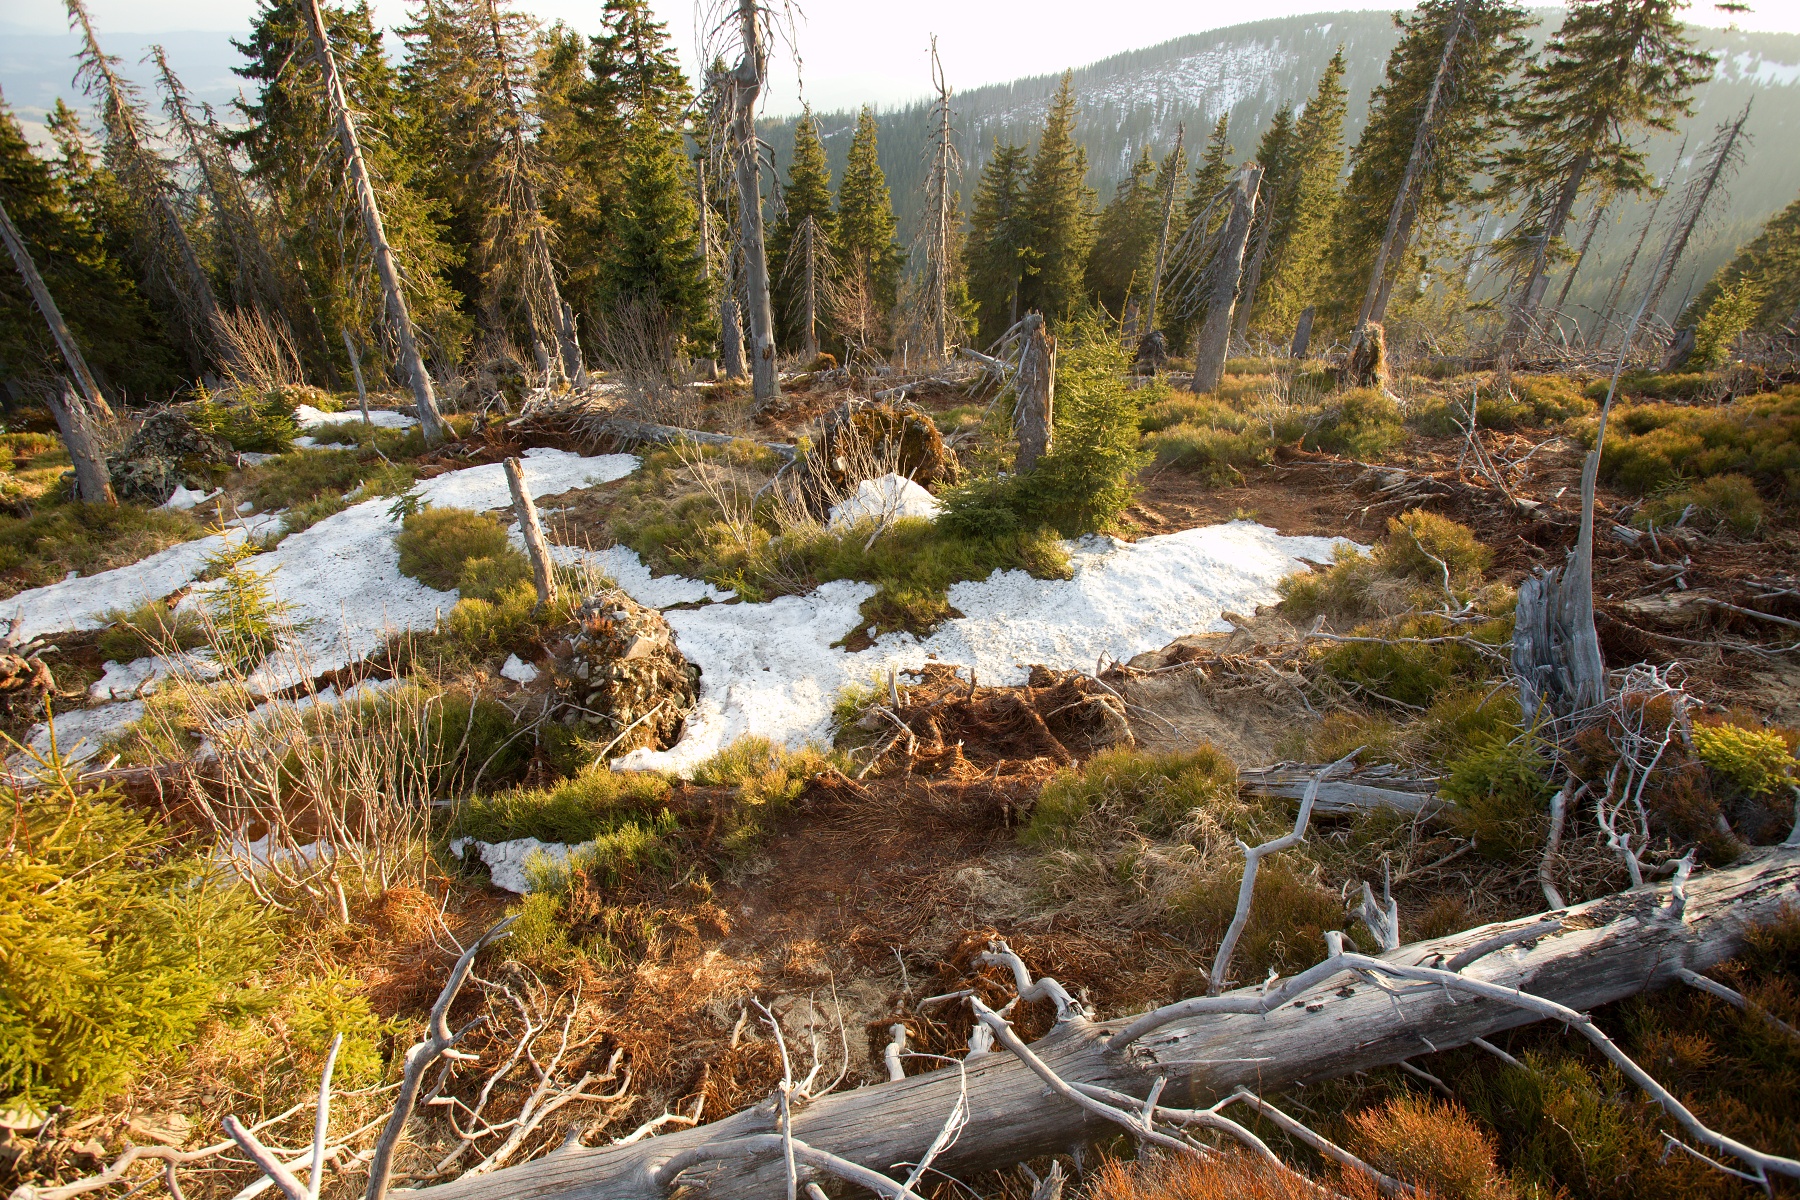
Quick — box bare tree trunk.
[1143,125,1184,334]
[341,328,370,425]
[1550,195,1609,325]
[407,849,1800,1200]
[503,457,556,610]
[47,381,117,506]
[1014,313,1054,472]
[0,194,112,421]
[1594,169,1672,343]
[303,0,449,445]
[1230,173,1276,353]
[1638,102,1753,327]
[921,38,959,362]
[721,267,748,380]
[1290,305,1315,358]
[801,221,820,363]
[1501,150,1592,360]
[1191,165,1263,394]
[1351,1,1466,355]
[730,0,779,407]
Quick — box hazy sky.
[8,0,1798,115]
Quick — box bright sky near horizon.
[6,0,1798,116]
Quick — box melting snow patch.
[89,653,220,701]
[293,404,418,431]
[616,522,1355,776]
[451,836,578,894]
[826,474,941,531]
[162,484,222,511]
[19,700,145,768]
[546,542,735,608]
[501,654,539,683]
[3,529,246,643]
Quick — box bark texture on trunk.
[48,380,116,506]
[303,0,449,445]
[504,457,557,610]
[1143,125,1183,334]
[1290,305,1315,359]
[730,0,779,408]
[1014,313,1054,473]
[0,195,110,418]
[1190,165,1262,395]
[414,848,1800,1200]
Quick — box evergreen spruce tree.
[1496,0,1714,345]
[588,0,689,130]
[601,122,706,342]
[831,107,904,349]
[1019,73,1096,323]
[1185,115,1235,229]
[965,141,1030,342]
[1086,145,1159,318]
[1681,191,1800,336]
[234,0,469,378]
[0,97,174,398]
[533,23,613,327]
[1322,0,1534,331]
[1253,49,1348,337]
[768,111,835,350]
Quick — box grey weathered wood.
[1190,164,1262,395]
[341,328,371,426]
[729,0,780,409]
[412,848,1800,1200]
[1290,305,1315,359]
[503,457,556,609]
[1239,762,1440,816]
[303,0,449,445]
[1013,314,1054,473]
[1143,124,1184,335]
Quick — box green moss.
[1588,386,1800,497]
[1442,733,1553,860]
[1024,744,1240,846]
[452,768,673,844]
[1305,387,1407,457]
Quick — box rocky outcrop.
[549,588,698,757]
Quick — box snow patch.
[616,521,1354,775]
[501,654,539,683]
[21,700,145,767]
[2,529,246,643]
[293,404,418,431]
[162,484,222,511]
[451,836,579,894]
[826,474,941,531]
[548,542,736,608]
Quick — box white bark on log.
[504,457,556,609]
[1239,762,1439,816]
[411,847,1800,1200]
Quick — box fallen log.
[415,846,1800,1200]
[1239,761,1441,816]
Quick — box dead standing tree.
[1348,0,1469,362]
[777,215,839,363]
[302,0,450,444]
[917,36,962,364]
[67,0,230,377]
[724,0,781,407]
[1142,123,1183,336]
[0,197,115,504]
[1636,100,1752,330]
[1190,163,1263,394]
[1014,312,1054,473]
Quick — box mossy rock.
[106,412,236,504]
[549,588,700,757]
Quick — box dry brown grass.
[1087,1149,1381,1200]
[1349,1095,1520,1200]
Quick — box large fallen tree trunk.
[417,846,1800,1200]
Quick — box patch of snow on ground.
[162,484,222,511]
[89,653,220,701]
[616,522,1354,776]
[450,836,578,894]
[3,529,246,643]
[826,474,941,530]
[20,700,145,768]
[543,542,735,608]
[501,654,538,683]
[293,404,418,431]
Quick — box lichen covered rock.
[107,411,236,505]
[549,588,698,757]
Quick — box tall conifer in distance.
[832,106,904,347]
[769,111,834,351]
[1254,49,1348,337]
[1086,145,1159,317]
[1186,115,1235,228]
[1322,0,1534,331]
[534,23,614,326]
[1019,73,1095,323]
[965,141,1030,342]
[1495,0,1713,348]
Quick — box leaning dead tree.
[1142,124,1184,335]
[294,846,1798,1200]
[1191,164,1263,394]
[302,0,450,444]
[916,36,962,363]
[67,0,229,375]
[1592,146,1680,342]
[720,0,781,407]
[1349,0,1469,361]
[0,197,115,505]
[1636,100,1752,329]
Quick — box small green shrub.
[98,599,206,661]
[395,506,517,592]
[1442,733,1553,859]
[204,552,292,673]
[286,968,403,1088]
[1589,387,1800,497]
[1635,474,1764,537]
[452,768,673,844]
[1171,859,1343,981]
[1380,510,1491,588]
[1692,722,1795,798]
[189,391,299,453]
[691,736,838,853]
[1693,277,1766,367]
[0,782,273,1108]
[1306,387,1407,457]
[1024,745,1240,846]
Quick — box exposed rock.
[549,587,698,756]
[107,411,236,506]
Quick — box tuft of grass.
[452,767,673,845]
[1588,385,1800,497]
[1170,859,1345,982]
[97,598,207,662]
[239,447,419,515]
[1441,732,1554,860]
[1635,473,1764,538]
[1349,1095,1520,1200]
[692,736,839,853]
[1305,387,1407,458]
[1024,744,1240,845]
[0,498,202,599]
[1090,1148,1379,1199]
[395,506,523,593]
